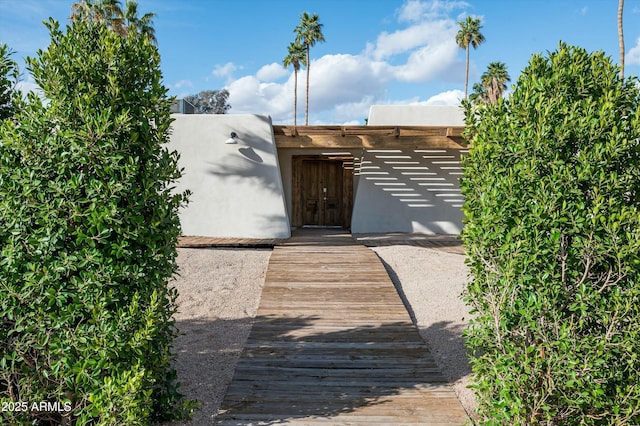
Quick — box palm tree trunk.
[305,45,310,126]
[619,0,625,79]
[464,45,470,99]
[294,69,298,129]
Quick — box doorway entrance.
[292,155,354,228]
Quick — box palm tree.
[456,16,485,99]
[70,0,156,44]
[283,42,307,129]
[482,61,510,104]
[294,12,325,126]
[71,0,122,24]
[122,0,156,44]
[468,82,487,105]
[470,62,510,105]
[619,0,625,79]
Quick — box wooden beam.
[275,134,466,149]
[446,127,464,137]
[272,125,468,149]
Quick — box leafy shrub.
[461,43,640,424]
[0,17,189,425]
[0,42,19,120]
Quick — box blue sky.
[1,0,640,124]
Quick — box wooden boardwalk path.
[216,229,469,425]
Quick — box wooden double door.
[292,156,353,228]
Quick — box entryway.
[292,155,353,229]
[215,228,469,424]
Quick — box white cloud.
[398,0,433,22]
[334,97,376,125]
[173,79,193,89]
[225,0,468,123]
[212,62,238,79]
[424,89,464,105]
[342,119,364,125]
[227,75,291,118]
[397,0,469,22]
[373,22,435,60]
[228,53,392,123]
[308,54,391,108]
[386,89,463,106]
[626,37,640,66]
[367,16,459,83]
[392,34,459,82]
[256,63,288,81]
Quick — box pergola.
[273,125,466,149]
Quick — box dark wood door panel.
[302,160,321,225]
[293,156,353,228]
[322,161,342,226]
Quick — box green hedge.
[461,43,640,424]
[0,42,19,120]
[0,18,189,424]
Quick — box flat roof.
[368,105,465,126]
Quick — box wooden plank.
[233,358,439,368]
[275,134,466,149]
[223,382,454,394]
[215,229,469,425]
[177,235,280,247]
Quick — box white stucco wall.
[351,148,466,234]
[367,105,464,126]
[168,114,290,239]
[351,105,466,235]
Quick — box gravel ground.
[164,244,476,425]
[164,248,271,425]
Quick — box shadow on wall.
[206,116,284,196]
[352,148,467,234]
[238,146,263,163]
[170,113,290,238]
[168,315,469,424]
[206,147,290,235]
